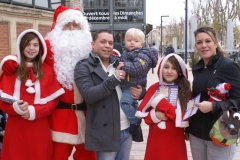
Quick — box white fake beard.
[46,29,92,90]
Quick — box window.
[83,0,109,8]
[114,0,142,7]
[0,0,61,10]
[13,0,32,5]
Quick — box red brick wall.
[16,23,33,37]
[0,22,9,61]
[38,24,51,37]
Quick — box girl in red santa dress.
[135,53,192,160]
[0,29,64,160]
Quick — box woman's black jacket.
[187,53,240,141]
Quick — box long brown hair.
[194,26,226,57]
[15,32,44,82]
[167,56,192,110]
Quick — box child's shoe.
[129,119,142,134]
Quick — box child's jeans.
[120,85,139,124]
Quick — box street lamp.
[184,0,188,63]
[161,15,169,57]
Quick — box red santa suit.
[44,5,96,160]
[0,29,65,160]
[136,53,189,160]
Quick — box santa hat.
[112,49,121,57]
[216,83,231,94]
[158,53,188,83]
[51,5,84,30]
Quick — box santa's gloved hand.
[2,60,18,76]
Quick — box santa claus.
[45,5,95,160]
[1,5,96,160]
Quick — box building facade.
[0,0,147,61]
[83,0,146,46]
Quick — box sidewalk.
[130,58,240,160]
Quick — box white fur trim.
[16,29,47,64]
[33,79,65,104]
[51,111,85,145]
[113,49,121,56]
[13,101,26,115]
[151,94,165,109]
[25,79,34,87]
[135,95,155,118]
[150,109,161,123]
[0,55,18,71]
[75,110,86,143]
[13,79,21,99]
[51,131,80,144]
[73,84,83,104]
[159,53,187,84]
[28,105,35,120]
[135,110,148,118]
[26,87,36,94]
[56,9,83,25]
[157,121,166,129]
[210,96,221,101]
[175,99,189,128]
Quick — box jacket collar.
[89,52,119,68]
[193,53,221,70]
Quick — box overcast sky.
[146,0,194,28]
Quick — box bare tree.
[165,18,185,49]
[191,0,239,46]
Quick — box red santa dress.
[0,29,65,160]
[136,54,189,160]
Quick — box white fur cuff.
[13,101,27,115]
[150,94,165,109]
[28,105,35,120]
[157,121,166,129]
[150,109,161,123]
[135,110,148,118]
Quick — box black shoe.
[129,119,141,134]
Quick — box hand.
[2,60,18,76]
[155,111,168,121]
[130,85,142,100]
[18,101,28,112]
[115,62,125,80]
[21,110,30,120]
[195,101,213,113]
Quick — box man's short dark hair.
[152,42,155,45]
[92,29,112,42]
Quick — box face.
[195,32,217,63]
[23,38,40,62]
[92,32,113,62]
[162,60,178,84]
[63,21,81,30]
[125,36,143,51]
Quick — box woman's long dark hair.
[15,32,44,82]
[168,56,192,110]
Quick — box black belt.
[56,101,87,110]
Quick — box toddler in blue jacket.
[120,28,158,134]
